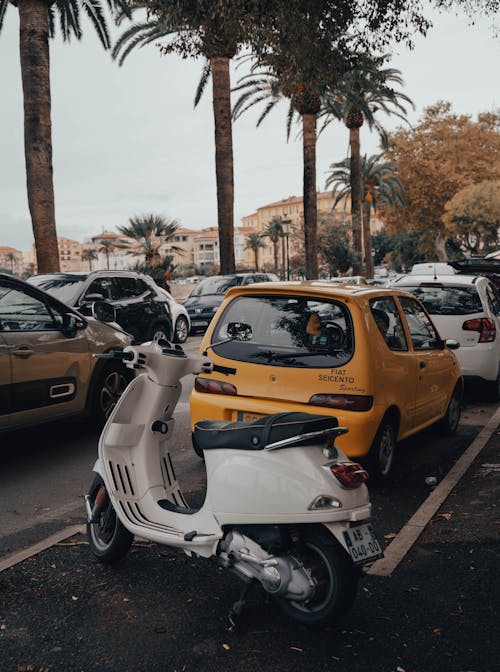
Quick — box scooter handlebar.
[93,350,135,362]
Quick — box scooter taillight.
[195,377,237,395]
[462,317,496,343]
[331,462,369,488]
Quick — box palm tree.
[6,252,16,273]
[112,1,254,275]
[321,55,413,278]
[81,248,98,271]
[233,69,324,280]
[0,0,128,273]
[97,240,118,270]
[117,213,181,267]
[245,232,266,272]
[260,217,284,277]
[326,153,405,260]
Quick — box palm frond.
[56,0,81,41]
[194,59,211,108]
[112,20,168,64]
[80,0,110,48]
[0,0,8,31]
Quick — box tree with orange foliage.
[382,102,500,260]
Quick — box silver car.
[0,273,133,432]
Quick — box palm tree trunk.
[211,56,235,274]
[348,127,363,276]
[273,240,279,274]
[363,199,374,279]
[281,234,286,280]
[302,113,318,279]
[254,249,259,271]
[18,0,60,273]
[363,200,374,278]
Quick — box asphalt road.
[0,338,498,672]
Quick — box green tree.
[261,217,284,277]
[317,218,355,277]
[81,247,98,271]
[112,0,257,275]
[117,213,180,267]
[245,232,266,272]
[326,153,404,272]
[131,255,176,285]
[0,0,128,273]
[384,102,500,259]
[371,230,397,267]
[442,180,500,254]
[320,54,413,277]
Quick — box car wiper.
[252,349,343,362]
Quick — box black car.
[184,273,279,334]
[29,271,173,344]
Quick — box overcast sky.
[0,5,498,251]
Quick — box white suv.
[391,264,500,399]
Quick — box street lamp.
[282,215,291,281]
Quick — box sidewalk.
[0,422,498,672]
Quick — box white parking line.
[0,525,85,573]
[367,405,500,577]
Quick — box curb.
[367,405,500,577]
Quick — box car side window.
[0,285,60,332]
[115,277,141,299]
[486,283,500,316]
[369,297,408,351]
[86,278,118,301]
[135,279,151,296]
[399,296,442,350]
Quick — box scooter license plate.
[342,523,383,565]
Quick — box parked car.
[146,286,190,343]
[0,273,133,432]
[189,280,463,480]
[184,273,279,334]
[28,270,176,343]
[390,268,500,398]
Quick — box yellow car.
[190,281,463,480]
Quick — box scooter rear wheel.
[275,525,358,627]
[86,474,133,564]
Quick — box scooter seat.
[194,412,338,452]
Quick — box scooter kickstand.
[227,580,255,633]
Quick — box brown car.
[0,273,133,432]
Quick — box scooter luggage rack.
[265,426,349,451]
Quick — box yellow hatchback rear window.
[211,294,354,368]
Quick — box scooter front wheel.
[86,474,133,564]
[275,525,359,627]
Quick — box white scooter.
[85,330,382,628]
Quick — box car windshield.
[401,285,483,315]
[211,294,353,368]
[189,276,245,297]
[29,274,88,305]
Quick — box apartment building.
[0,246,24,276]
